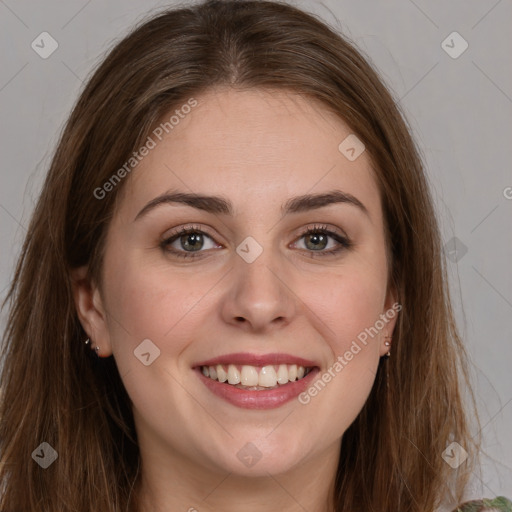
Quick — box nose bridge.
[235,236,284,303]
[222,234,296,330]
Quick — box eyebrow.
[133,189,370,221]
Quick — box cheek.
[297,272,385,440]
[102,251,224,364]
[302,264,388,353]
[104,249,189,333]
[100,256,211,419]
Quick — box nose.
[220,250,297,333]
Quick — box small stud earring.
[85,338,100,356]
[384,335,392,358]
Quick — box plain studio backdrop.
[0,0,511,501]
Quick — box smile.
[193,353,320,409]
[200,364,314,390]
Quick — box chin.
[201,435,309,477]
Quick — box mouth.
[192,353,320,409]
[199,363,315,390]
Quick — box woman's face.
[75,87,397,478]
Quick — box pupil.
[183,233,202,251]
[307,233,326,250]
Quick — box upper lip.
[193,352,318,368]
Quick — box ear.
[380,282,400,357]
[70,265,113,357]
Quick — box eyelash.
[159,223,352,260]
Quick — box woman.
[0,0,510,510]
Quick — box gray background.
[1,0,511,501]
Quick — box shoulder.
[451,496,512,511]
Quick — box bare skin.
[72,87,398,512]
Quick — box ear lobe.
[381,283,400,356]
[70,265,113,357]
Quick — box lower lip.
[195,367,320,409]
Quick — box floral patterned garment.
[451,496,512,511]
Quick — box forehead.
[119,87,381,222]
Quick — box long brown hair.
[0,1,482,510]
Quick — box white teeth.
[201,363,311,388]
[277,364,288,384]
[216,365,228,382]
[258,366,278,387]
[288,364,297,381]
[241,365,259,386]
[227,364,241,385]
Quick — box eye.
[291,224,352,258]
[160,223,352,259]
[160,224,221,259]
